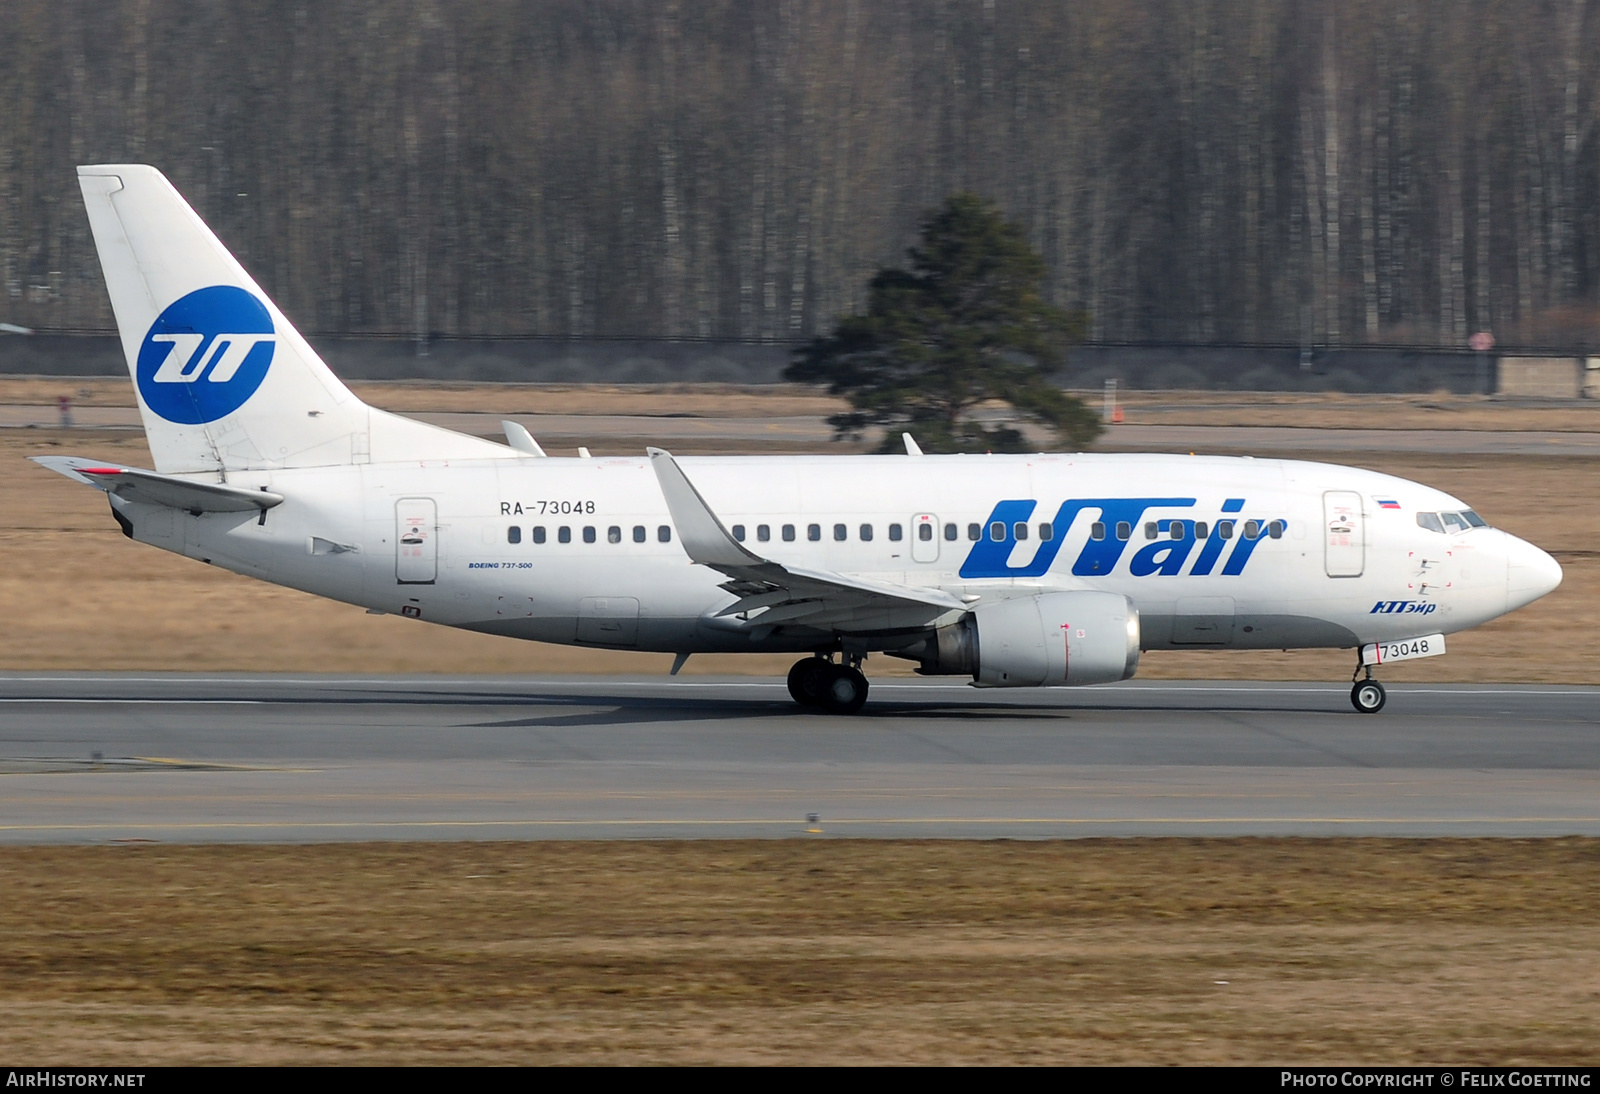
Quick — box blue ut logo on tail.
[136,285,276,424]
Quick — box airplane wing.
[648,447,965,635]
[30,455,284,513]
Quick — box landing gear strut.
[1350,664,1386,715]
[786,654,870,715]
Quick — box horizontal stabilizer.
[30,455,283,513]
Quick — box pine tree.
[786,193,1099,453]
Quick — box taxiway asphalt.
[1,675,1595,843]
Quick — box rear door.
[396,498,438,584]
[1323,491,1364,577]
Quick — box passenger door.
[396,498,438,584]
[1323,491,1364,577]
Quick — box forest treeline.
[4,0,1600,350]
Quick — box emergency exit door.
[396,498,438,584]
[1323,491,1364,577]
[911,513,940,563]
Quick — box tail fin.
[77,165,509,473]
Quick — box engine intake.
[898,591,1140,687]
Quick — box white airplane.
[34,165,1562,715]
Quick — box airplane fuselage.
[111,451,1551,658]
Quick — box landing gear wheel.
[820,665,870,715]
[787,657,833,707]
[1350,679,1387,714]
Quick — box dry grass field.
[0,839,1595,1065]
[3,380,1598,679]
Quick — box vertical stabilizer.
[77,165,510,473]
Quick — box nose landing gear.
[786,654,870,715]
[1350,664,1387,714]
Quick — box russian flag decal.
[1376,498,1401,509]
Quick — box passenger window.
[532,526,547,544]
[1217,520,1234,540]
[783,524,796,542]
[989,521,1006,542]
[757,524,771,542]
[732,524,746,542]
[1243,520,1260,540]
[1116,522,1131,541]
[918,523,933,542]
[889,524,904,542]
[658,525,672,543]
[1268,519,1285,539]
[1144,521,1157,540]
[583,526,597,544]
[808,524,821,542]
[944,522,957,541]
[860,523,873,542]
[1039,522,1053,542]
[559,526,572,544]
[507,526,522,544]
[1416,512,1445,534]
[1169,521,1185,540]
[1014,522,1029,541]
[1195,521,1209,540]
[1090,522,1105,541]
[968,523,981,541]
[607,525,621,543]
[833,523,847,541]
[633,525,646,543]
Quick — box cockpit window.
[1417,510,1488,534]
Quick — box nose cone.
[1505,535,1563,612]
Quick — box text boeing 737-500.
[33,165,1562,715]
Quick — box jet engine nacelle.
[904,591,1141,687]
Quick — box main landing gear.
[787,654,869,715]
[1350,663,1387,714]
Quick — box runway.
[1,675,1595,842]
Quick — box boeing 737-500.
[32,165,1564,714]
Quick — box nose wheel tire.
[787,657,833,707]
[1350,680,1387,714]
